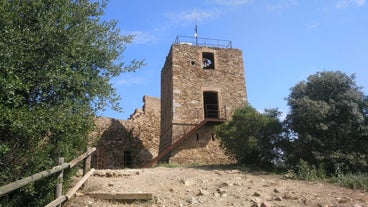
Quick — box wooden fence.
[0,147,96,207]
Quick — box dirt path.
[65,167,368,207]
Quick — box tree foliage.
[216,105,284,168]
[0,0,143,206]
[286,71,368,174]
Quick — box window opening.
[211,134,215,141]
[203,91,219,118]
[123,151,132,168]
[202,52,215,69]
[196,133,200,141]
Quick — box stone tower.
[147,36,247,166]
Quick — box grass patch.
[286,160,368,191]
[328,173,368,191]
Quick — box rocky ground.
[65,166,368,207]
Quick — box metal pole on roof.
[194,12,198,46]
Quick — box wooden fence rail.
[0,147,96,207]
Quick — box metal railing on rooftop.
[174,35,232,48]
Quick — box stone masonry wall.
[90,43,247,168]
[90,96,160,169]
[159,50,174,162]
[170,44,247,123]
[159,44,247,165]
[170,124,235,165]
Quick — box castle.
[91,36,247,168]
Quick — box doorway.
[123,151,132,168]
[203,91,219,118]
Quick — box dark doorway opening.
[123,151,132,168]
[203,91,219,118]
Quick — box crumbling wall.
[90,96,160,169]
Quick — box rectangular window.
[202,52,215,69]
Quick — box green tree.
[0,0,143,206]
[286,71,368,174]
[215,105,283,168]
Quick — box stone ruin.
[91,36,247,168]
[91,96,160,169]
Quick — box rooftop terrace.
[174,35,232,48]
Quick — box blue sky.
[98,0,368,120]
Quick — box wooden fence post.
[55,157,64,207]
[83,147,92,188]
[1,147,96,206]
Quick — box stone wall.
[169,45,247,123]
[90,43,247,168]
[159,48,174,162]
[159,44,247,165]
[90,96,160,169]
[170,124,234,165]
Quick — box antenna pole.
[194,12,198,46]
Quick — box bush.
[329,173,368,191]
[285,71,368,175]
[292,159,326,181]
[216,105,284,168]
[315,151,368,175]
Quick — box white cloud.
[125,9,222,46]
[123,31,156,45]
[266,0,298,11]
[213,0,252,6]
[165,9,220,24]
[164,1,253,28]
[115,77,148,86]
[307,22,320,30]
[336,0,366,8]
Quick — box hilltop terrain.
[65,167,367,207]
